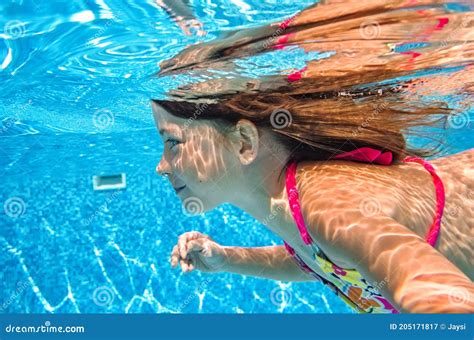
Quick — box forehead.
[151,101,186,136]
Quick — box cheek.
[179,134,228,183]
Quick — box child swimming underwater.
[152,0,474,313]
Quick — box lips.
[174,185,186,193]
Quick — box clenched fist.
[170,231,229,273]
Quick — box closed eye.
[165,138,181,149]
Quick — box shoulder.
[293,159,442,264]
[295,160,402,225]
[294,160,403,266]
[294,157,446,231]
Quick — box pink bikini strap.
[333,147,393,165]
[285,149,445,248]
[402,156,445,246]
[285,160,313,245]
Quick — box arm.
[304,208,474,313]
[221,245,316,282]
[173,232,316,282]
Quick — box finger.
[187,252,198,272]
[187,240,204,254]
[171,244,179,258]
[171,244,179,253]
[179,232,204,258]
[180,258,188,272]
[184,256,194,273]
[178,235,188,259]
[185,231,210,240]
[180,23,192,36]
[187,231,206,240]
[184,238,206,259]
[170,245,180,267]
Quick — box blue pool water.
[1,0,473,314]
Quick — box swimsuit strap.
[285,160,313,245]
[285,154,445,247]
[402,156,445,247]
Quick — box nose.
[156,158,171,178]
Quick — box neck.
[230,159,299,240]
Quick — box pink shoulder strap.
[285,148,445,248]
[402,156,445,247]
[285,160,313,245]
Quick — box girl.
[152,0,474,313]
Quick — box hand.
[176,17,207,37]
[170,231,228,273]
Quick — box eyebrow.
[159,128,170,136]
[159,128,180,139]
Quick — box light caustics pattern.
[1,0,473,313]
[1,0,346,313]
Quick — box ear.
[235,119,259,165]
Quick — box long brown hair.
[153,0,474,164]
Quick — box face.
[151,101,242,213]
